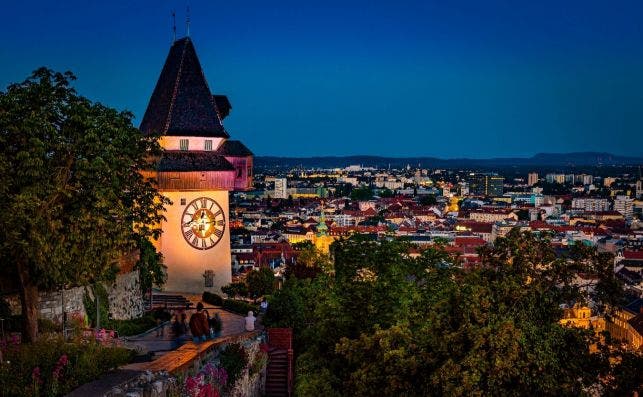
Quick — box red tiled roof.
[454,237,486,247]
[624,251,643,260]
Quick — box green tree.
[246,267,275,299]
[292,240,314,250]
[221,282,249,299]
[287,245,332,279]
[267,230,637,396]
[418,194,437,206]
[135,237,167,294]
[0,69,168,341]
[350,186,373,201]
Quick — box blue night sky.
[1,0,643,158]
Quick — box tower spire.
[186,6,191,37]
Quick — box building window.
[237,167,243,178]
[203,270,214,288]
[180,198,186,205]
[204,140,212,151]
[180,139,189,151]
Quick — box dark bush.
[38,318,62,333]
[110,315,158,337]
[219,343,248,387]
[222,299,258,316]
[202,291,224,306]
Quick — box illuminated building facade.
[468,173,504,197]
[140,37,253,293]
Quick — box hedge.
[202,291,259,315]
[202,291,224,306]
[222,299,259,316]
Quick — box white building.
[546,173,566,184]
[614,195,634,221]
[571,198,610,212]
[576,174,593,185]
[528,172,538,186]
[274,178,288,199]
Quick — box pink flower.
[32,367,42,385]
[58,354,69,366]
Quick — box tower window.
[180,198,186,205]
[180,139,189,151]
[204,140,213,151]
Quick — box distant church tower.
[140,37,253,293]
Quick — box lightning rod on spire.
[186,6,191,37]
[172,10,176,42]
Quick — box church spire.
[317,201,328,237]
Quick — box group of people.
[170,298,268,346]
[189,302,223,342]
[171,303,223,346]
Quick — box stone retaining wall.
[4,271,144,323]
[107,271,145,320]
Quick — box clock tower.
[140,37,253,293]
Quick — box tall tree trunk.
[17,260,39,342]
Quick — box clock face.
[181,197,226,250]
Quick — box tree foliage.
[0,68,168,340]
[246,267,275,299]
[266,231,639,396]
[418,194,437,206]
[350,186,373,201]
[135,237,167,294]
[221,282,249,299]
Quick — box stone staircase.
[265,347,289,396]
[149,293,193,310]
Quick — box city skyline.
[2,0,643,158]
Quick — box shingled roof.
[157,151,235,172]
[213,95,231,120]
[140,38,229,138]
[216,140,254,157]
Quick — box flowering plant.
[183,362,228,397]
[31,366,42,396]
[49,354,69,396]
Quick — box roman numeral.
[209,201,215,210]
[217,220,225,226]
[214,228,224,238]
[214,210,222,217]
[201,238,207,248]
[184,229,194,240]
[191,202,199,211]
[192,236,199,246]
[201,198,207,208]
[210,237,216,246]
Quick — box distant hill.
[255,152,643,169]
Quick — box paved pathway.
[123,303,248,357]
